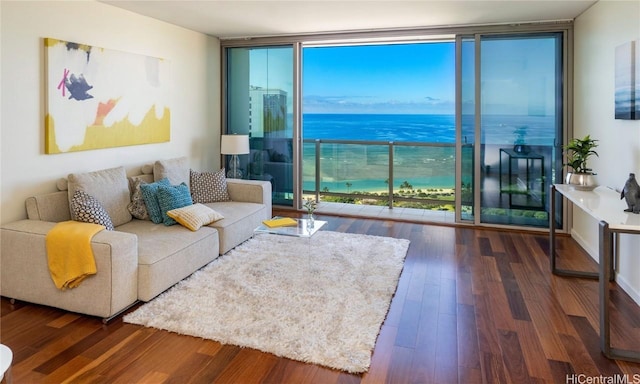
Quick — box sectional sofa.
[0,157,272,321]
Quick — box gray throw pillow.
[127,179,150,220]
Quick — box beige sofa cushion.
[154,157,190,187]
[116,219,219,301]
[26,191,71,222]
[206,201,267,254]
[67,166,132,227]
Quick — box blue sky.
[303,42,455,114]
[248,36,559,116]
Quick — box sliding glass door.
[225,46,295,206]
[458,33,564,228]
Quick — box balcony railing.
[302,138,459,210]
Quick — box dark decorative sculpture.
[621,173,640,214]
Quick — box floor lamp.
[221,134,250,179]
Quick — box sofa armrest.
[227,179,272,210]
[1,220,138,319]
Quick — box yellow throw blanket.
[46,221,105,290]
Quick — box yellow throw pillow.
[166,203,224,231]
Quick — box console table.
[549,184,640,363]
[499,148,545,209]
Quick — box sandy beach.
[353,187,454,195]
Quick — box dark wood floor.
[2,212,639,383]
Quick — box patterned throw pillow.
[167,203,224,231]
[70,190,115,230]
[190,169,230,203]
[127,179,150,220]
[140,178,171,224]
[156,183,193,226]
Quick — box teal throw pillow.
[140,178,171,224]
[156,183,193,226]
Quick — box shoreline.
[304,187,455,195]
[303,176,456,195]
[352,187,454,195]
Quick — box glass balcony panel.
[392,145,455,210]
[303,140,457,211]
[304,142,390,204]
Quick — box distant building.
[249,86,287,138]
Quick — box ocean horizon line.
[301,112,556,117]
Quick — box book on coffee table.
[262,217,297,228]
[255,216,327,237]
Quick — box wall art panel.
[615,39,639,120]
[45,38,171,153]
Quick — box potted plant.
[303,197,318,228]
[564,134,599,190]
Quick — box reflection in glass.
[226,46,294,206]
[479,34,563,227]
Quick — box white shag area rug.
[124,230,409,373]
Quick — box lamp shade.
[220,134,250,155]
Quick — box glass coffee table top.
[254,216,326,238]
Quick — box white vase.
[307,213,315,228]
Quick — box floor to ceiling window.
[222,25,569,230]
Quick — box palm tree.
[400,181,413,190]
[346,182,352,193]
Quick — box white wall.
[0,1,221,224]
[574,0,640,303]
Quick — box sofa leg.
[102,300,140,324]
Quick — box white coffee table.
[254,216,326,238]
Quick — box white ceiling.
[100,0,598,39]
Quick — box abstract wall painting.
[615,39,639,120]
[45,38,171,154]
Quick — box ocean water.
[296,113,558,193]
[303,114,457,143]
[302,113,557,145]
